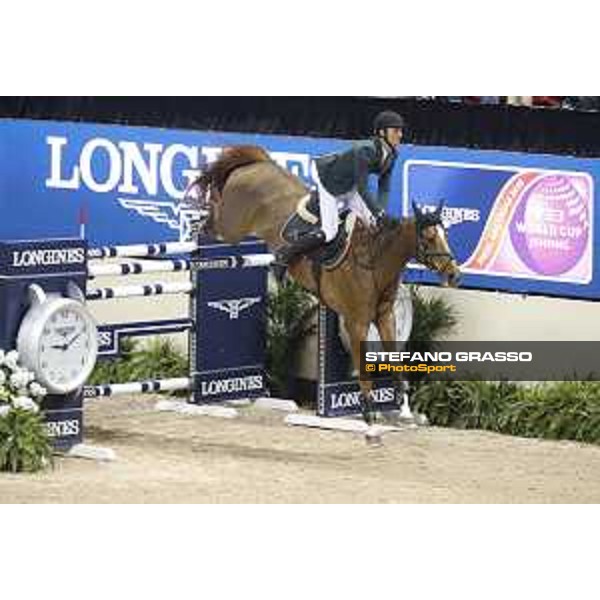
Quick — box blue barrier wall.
[1,118,599,299]
[0,119,350,245]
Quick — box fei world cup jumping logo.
[463,171,593,284]
[405,159,594,287]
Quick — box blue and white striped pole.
[88,242,198,260]
[87,281,194,301]
[84,378,192,399]
[88,259,191,279]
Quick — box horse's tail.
[195,145,271,195]
[185,145,272,235]
[188,146,271,207]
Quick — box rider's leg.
[316,175,341,243]
[345,191,377,228]
[272,175,336,284]
[272,229,326,284]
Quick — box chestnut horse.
[190,146,460,423]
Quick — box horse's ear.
[412,201,422,218]
[436,199,446,217]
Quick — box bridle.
[415,220,456,275]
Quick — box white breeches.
[314,170,376,242]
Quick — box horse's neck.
[377,220,417,284]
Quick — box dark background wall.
[2,96,599,157]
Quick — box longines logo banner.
[360,342,600,381]
[0,239,87,276]
[0,118,599,299]
[0,118,349,248]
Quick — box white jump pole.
[84,378,192,398]
[86,281,194,301]
[88,242,199,260]
[88,259,191,278]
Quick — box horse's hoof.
[365,429,384,447]
[414,413,430,427]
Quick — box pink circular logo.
[509,175,589,276]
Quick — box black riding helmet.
[373,110,405,132]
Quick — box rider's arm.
[354,143,382,217]
[377,169,392,213]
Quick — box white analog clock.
[17,284,98,395]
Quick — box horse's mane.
[368,216,414,259]
[194,145,272,194]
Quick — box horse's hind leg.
[346,318,376,425]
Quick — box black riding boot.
[272,230,326,285]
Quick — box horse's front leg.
[375,303,410,424]
[375,308,420,424]
[346,318,376,425]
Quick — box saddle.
[280,190,357,271]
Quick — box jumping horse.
[188,146,461,424]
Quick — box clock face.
[17,290,99,395]
[36,303,98,393]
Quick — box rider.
[273,110,405,282]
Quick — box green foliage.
[87,338,137,385]
[123,339,188,381]
[1,350,52,474]
[405,286,459,385]
[498,382,600,444]
[413,379,519,429]
[88,338,187,386]
[0,408,53,473]
[407,286,459,351]
[266,281,317,398]
[413,379,600,446]
[406,288,600,446]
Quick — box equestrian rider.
[273,110,405,282]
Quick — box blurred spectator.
[438,96,503,104]
[507,96,533,106]
[532,96,563,108]
[465,96,502,105]
[418,96,600,112]
[507,96,563,108]
[563,96,600,111]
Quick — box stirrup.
[272,230,326,285]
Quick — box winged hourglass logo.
[207,298,262,320]
[117,198,201,242]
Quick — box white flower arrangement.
[0,348,47,417]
